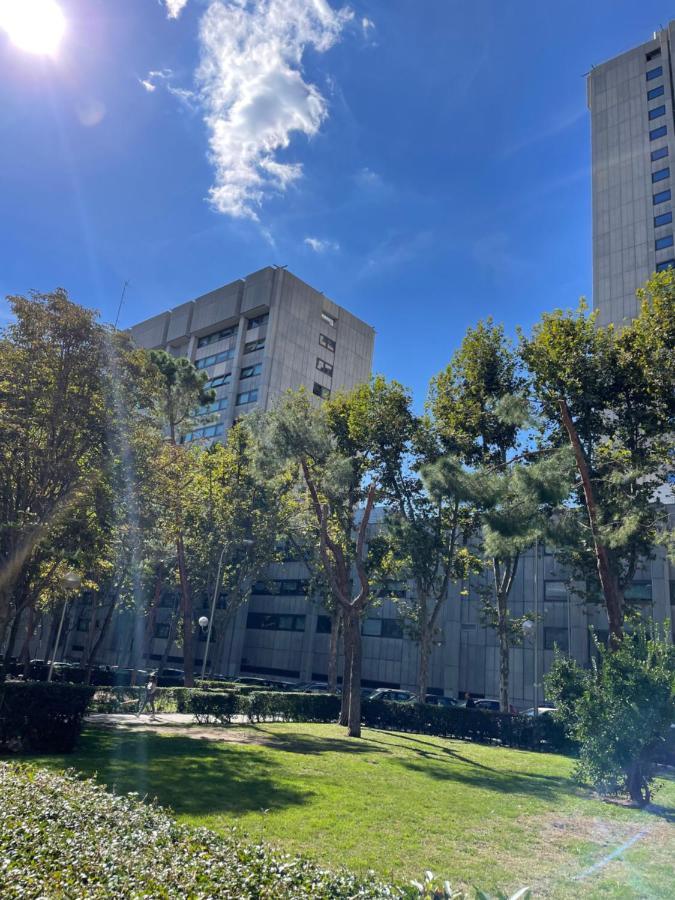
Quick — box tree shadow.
[37,728,311,818]
[365,729,499,771]
[246,726,387,756]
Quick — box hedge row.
[0,763,407,899]
[0,682,94,753]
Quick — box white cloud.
[361,17,374,34]
[164,0,190,19]
[140,78,156,92]
[196,0,353,220]
[140,68,196,106]
[304,236,339,252]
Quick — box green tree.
[251,390,378,737]
[520,274,675,645]
[428,321,571,712]
[546,630,675,806]
[147,350,214,686]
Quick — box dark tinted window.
[650,125,668,140]
[316,615,332,634]
[247,314,268,330]
[656,258,675,271]
[319,333,336,352]
[654,211,673,227]
[649,104,666,120]
[651,145,669,161]
[313,382,331,400]
[652,167,670,182]
[244,339,265,354]
[646,66,663,80]
[653,189,671,204]
[544,627,569,652]
[656,234,674,249]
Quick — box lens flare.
[0,0,66,57]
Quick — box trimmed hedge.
[0,682,94,753]
[245,691,341,723]
[0,763,406,899]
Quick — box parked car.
[425,694,458,707]
[523,706,557,717]
[473,698,518,715]
[157,668,184,687]
[295,681,330,693]
[367,688,416,703]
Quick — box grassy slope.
[38,724,674,897]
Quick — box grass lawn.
[37,723,675,898]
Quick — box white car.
[523,706,557,717]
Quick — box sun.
[0,0,66,57]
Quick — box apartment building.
[588,21,675,326]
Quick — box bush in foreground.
[0,682,94,752]
[0,764,529,899]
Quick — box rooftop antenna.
[114,280,129,329]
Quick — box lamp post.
[48,572,82,683]
[200,539,253,682]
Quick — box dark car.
[473,698,518,715]
[367,688,416,703]
[425,694,458,707]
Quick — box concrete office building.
[588,21,675,326]
[129,265,374,436]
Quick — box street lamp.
[200,539,254,682]
[48,571,82,682]
[522,617,538,716]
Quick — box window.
[544,581,568,602]
[652,167,670,182]
[653,189,671,204]
[182,422,225,443]
[656,234,674,250]
[656,258,675,271]
[625,582,653,602]
[654,211,672,227]
[649,104,666,120]
[319,333,336,352]
[244,339,265,354]
[240,363,262,379]
[544,627,569,653]
[251,579,309,595]
[670,581,675,605]
[646,65,663,81]
[316,615,332,634]
[646,47,662,61]
[648,84,665,100]
[197,325,237,348]
[313,382,331,400]
[651,145,669,161]
[321,311,336,327]
[236,389,258,405]
[650,125,668,140]
[195,348,235,369]
[247,313,268,330]
[205,373,231,389]
[154,623,170,639]
[361,618,403,638]
[316,357,334,376]
[197,397,228,416]
[246,612,306,632]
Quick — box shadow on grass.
[36,728,312,818]
[246,726,387,756]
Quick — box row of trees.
[1,275,673,737]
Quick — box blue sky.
[0,0,672,408]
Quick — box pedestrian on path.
[137,672,158,719]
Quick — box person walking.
[136,672,158,719]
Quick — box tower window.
[648,104,666,120]
[651,146,669,161]
[652,167,670,182]
[648,84,665,100]
[646,66,664,81]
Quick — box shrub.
[0,763,406,899]
[245,691,341,723]
[0,682,94,753]
[546,632,675,805]
[188,690,241,724]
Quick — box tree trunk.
[19,601,37,676]
[84,593,119,683]
[142,575,163,667]
[558,399,623,645]
[176,534,195,687]
[339,614,353,727]
[627,761,649,806]
[346,611,362,738]
[417,593,431,702]
[157,607,179,678]
[327,608,341,693]
[497,591,510,714]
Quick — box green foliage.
[0,682,94,752]
[245,691,341,723]
[0,763,405,899]
[546,631,675,804]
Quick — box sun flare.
[0,0,66,57]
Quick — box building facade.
[588,21,675,327]
[129,265,375,437]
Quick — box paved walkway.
[85,712,262,743]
